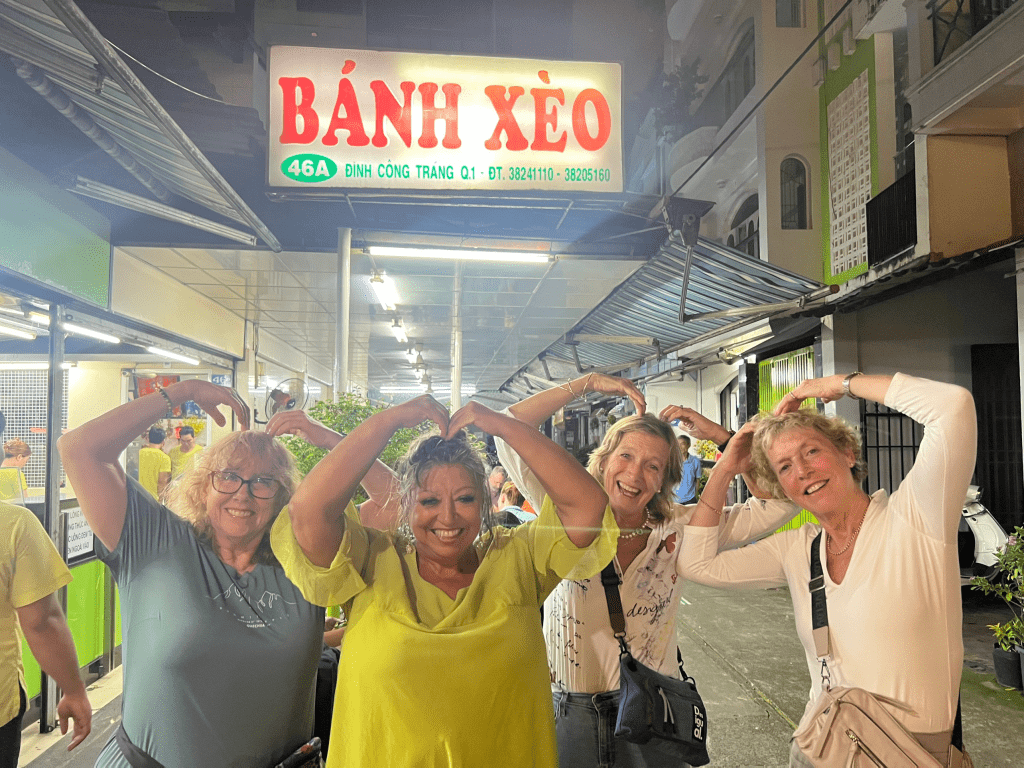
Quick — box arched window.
[729,195,759,258]
[780,157,808,230]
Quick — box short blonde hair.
[750,410,867,499]
[586,414,681,522]
[164,431,300,565]
[3,439,30,459]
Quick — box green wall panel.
[21,559,110,699]
[817,22,878,286]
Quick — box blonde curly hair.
[586,414,682,522]
[163,431,300,565]
[749,410,867,500]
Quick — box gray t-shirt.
[94,478,324,768]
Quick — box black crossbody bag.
[600,561,711,766]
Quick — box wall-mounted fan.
[259,378,309,423]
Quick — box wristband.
[717,431,735,453]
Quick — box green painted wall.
[21,559,113,699]
[0,148,111,307]
[817,16,880,285]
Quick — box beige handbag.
[790,533,972,768]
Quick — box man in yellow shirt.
[1,499,92,763]
[169,426,203,478]
[138,427,171,499]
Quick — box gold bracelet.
[562,378,580,399]
[695,497,723,516]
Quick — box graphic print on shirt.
[546,578,588,681]
[211,582,300,629]
[625,538,680,663]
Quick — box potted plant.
[971,526,1024,689]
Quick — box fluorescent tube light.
[147,346,200,365]
[61,322,121,344]
[390,318,408,344]
[369,271,401,311]
[28,312,50,326]
[0,323,36,340]
[0,362,74,370]
[368,246,551,264]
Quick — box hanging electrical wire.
[669,0,856,199]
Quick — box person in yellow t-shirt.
[0,440,30,503]
[168,426,203,478]
[1,499,92,764]
[271,396,616,768]
[138,427,171,499]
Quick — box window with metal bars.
[860,400,922,495]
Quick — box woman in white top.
[674,373,975,766]
[497,373,800,768]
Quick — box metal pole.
[335,228,351,401]
[451,263,464,409]
[41,303,66,733]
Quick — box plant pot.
[993,644,1024,689]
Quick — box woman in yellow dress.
[271,396,616,768]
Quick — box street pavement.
[21,583,1024,767]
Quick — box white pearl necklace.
[618,509,654,540]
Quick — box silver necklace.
[618,509,654,540]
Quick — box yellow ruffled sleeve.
[270,501,371,608]
[523,495,618,583]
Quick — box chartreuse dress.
[271,495,617,768]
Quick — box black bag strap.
[807,531,963,750]
[600,561,629,654]
[115,723,166,768]
[809,531,830,659]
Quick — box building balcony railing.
[866,171,917,266]
[928,0,1020,66]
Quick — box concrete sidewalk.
[675,581,1024,767]
[21,584,1024,767]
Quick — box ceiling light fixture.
[368,246,551,264]
[28,312,50,326]
[0,361,74,370]
[146,346,200,365]
[0,322,36,340]
[69,176,259,247]
[62,322,121,344]
[390,318,408,344]
[369,271,401,311]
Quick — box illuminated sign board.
[267,46,622,193]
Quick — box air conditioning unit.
[812,57,826,88]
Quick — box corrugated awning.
[0,0,280,250]
[506,232,828,386]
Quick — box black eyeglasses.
[210,470,282,499]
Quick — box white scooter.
[958,485,1010,585]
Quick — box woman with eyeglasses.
[58,380,391,768]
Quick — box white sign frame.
[267,46,623,193]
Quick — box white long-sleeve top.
[496,433,799,693]
[678,374,976,734]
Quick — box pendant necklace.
[618,508,654,540]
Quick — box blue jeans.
[553,690,692,768]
